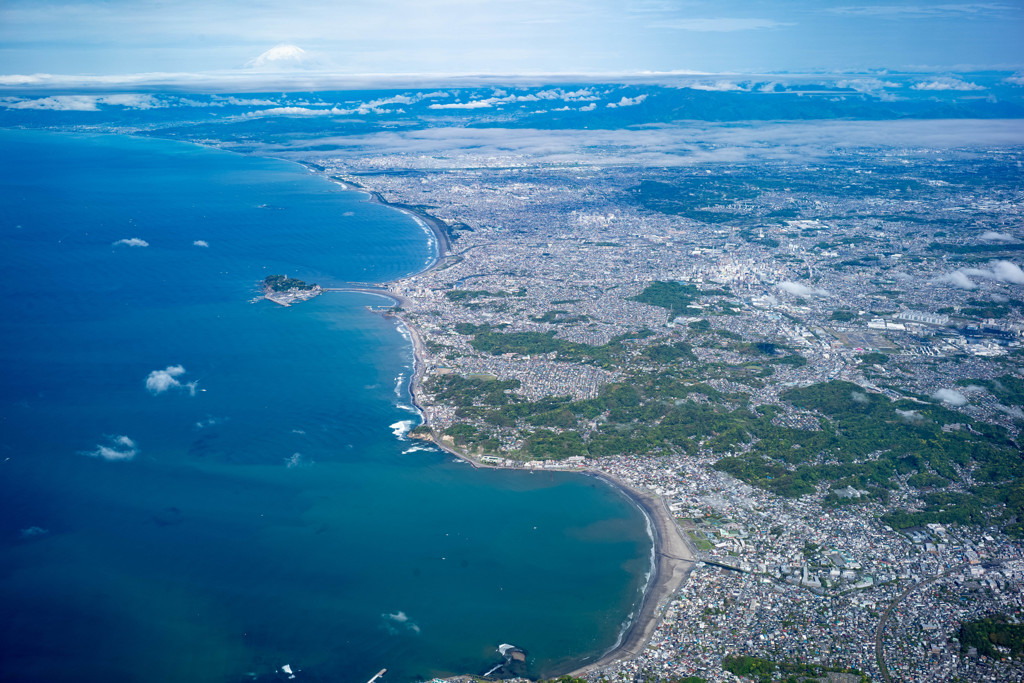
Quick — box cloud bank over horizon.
[1,0,1020,79]
[260,118,1024,169]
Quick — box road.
[874,558,1011,683]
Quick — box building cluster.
[312,147,1024,680]
[585,453,1024,682]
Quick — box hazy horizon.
[3,1,1022,87]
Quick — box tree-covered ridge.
[428,373,522,407]
[445,287,525,302]
[529,309,591,324]
[428,365,1024,536]
[263,274,316,292]
[629,280,731,317]
[458,323,656,368]
[959,374,1024,407]
[722,654,867,682]
[635,178,756,224]
[428,366,747,461]
[431,318,813,464]
[713,380,1024,535]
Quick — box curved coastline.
[321,172,694,678]
[330,176,454,265]
[413,434,697,676]
[572,472,696,676]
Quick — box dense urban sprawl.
[307,144,1024,681]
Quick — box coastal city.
[311,143,1024,682]
[3,0,1024,680]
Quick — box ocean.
[0,129,651,682]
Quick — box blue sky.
[1,1,1022,79]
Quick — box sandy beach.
[366,191,454,259]
[330,175,454,260]
[571,472,696,675]
[403,421,696,676]
[329,171,695,678]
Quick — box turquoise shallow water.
[0,130,651,682]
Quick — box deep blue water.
[0,130,650,682]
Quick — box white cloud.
[552,88,600,101]
[937,261,1024,289]
[220,96,279,106]
[242,91,456,117]
[980,230,1015,242]
[84,435,137,461]
[145,365,196,396]
[245,99,416,117]
[328,94,418,115]
[382,610,421,635]
[607,94,648,108]
[3,95,100,111]
[428,100,494,109]
[685,80,746,92]
[113,237,149,247]
[935,271,978,289]
[911,77,983,91]
[932,388,968,406]
[20,526,49,538]
[828,4,1014,18]
[0,74,55,87]
[279,119,1024,171]
[992,260,1024,284]
[1006,73,1024,86]
[835,78,900,93]
[247,106,343,117]
[658,18,790,31]
[896,408,925,423]
[579,103,597,111]
[2,94,162,111]
[777,281,827,296]
[996,404,1024,419]
[366,94,415,107]
[98,94,161,109]
[193,240,209,247]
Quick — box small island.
[262,274,322,306]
